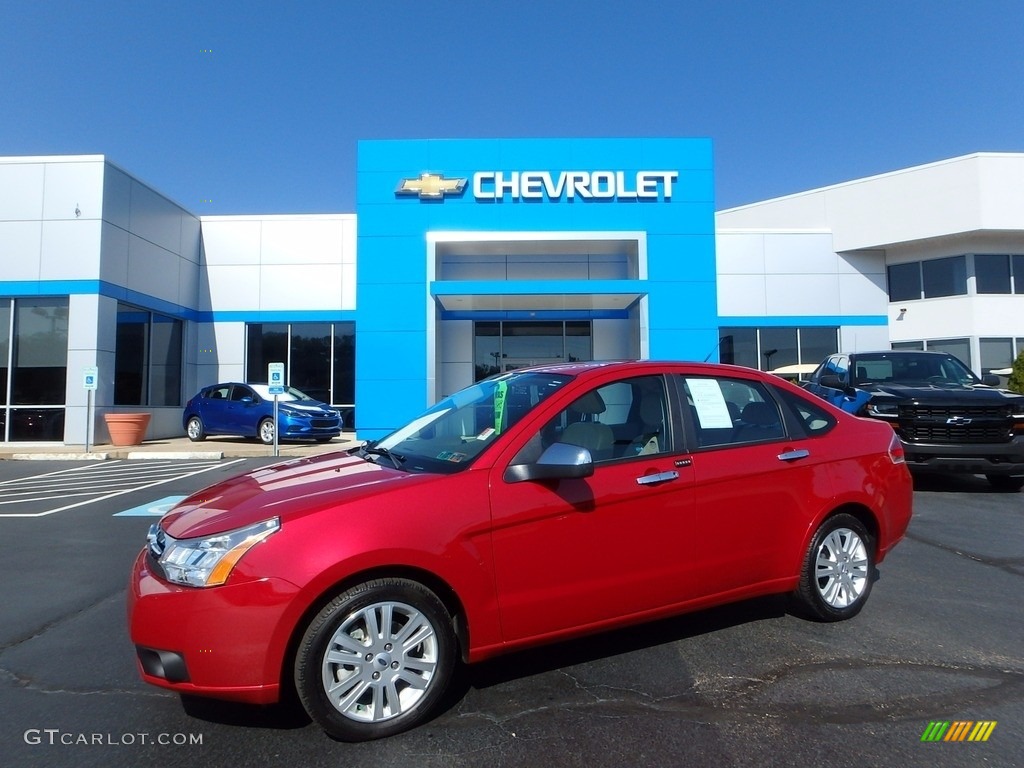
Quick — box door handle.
[777,448,810,462]
[635,471,680,486]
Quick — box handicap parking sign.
[268,362,285,394]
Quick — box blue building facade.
[355,138,717,437]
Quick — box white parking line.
[0,459,245,518]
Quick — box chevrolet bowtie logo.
[396,173,467,200]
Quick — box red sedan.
[128,361,912,741]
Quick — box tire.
[986,475,1024,492]
[185,416,206,442]
[294,579,457,742]
[258,418,275,445]
[793,513,874,622]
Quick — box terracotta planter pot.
[104,413,152,446]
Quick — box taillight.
[888,432,906,465]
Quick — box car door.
[225,384,259,436]
[487,373,698,643]
[677,373,829,595]
[200,384,232,433]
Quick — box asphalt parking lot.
[0,457,1020,768]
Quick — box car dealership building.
[1,139,1023,443]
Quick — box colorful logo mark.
[921,721,997,742]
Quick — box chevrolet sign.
[474,170,678,201]
[396,170,679,202]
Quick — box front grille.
[310,418,338,428]
[899,404,1013,444]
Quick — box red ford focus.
[128,361,912,741]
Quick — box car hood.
[161,451,441,539]
[861,382,1024,404]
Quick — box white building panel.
[200,218,262,265]
[763,232,836,274]
[261,217,346,265]
[765,274,840,316]
[99,221,130,286]
[0,162,44,220]
[341,262,357,309]
[714,232,765,274]
[0,222,42,278]
[201,265,262,311]
[127,235,183,303]
[716,274,768,315]
[41,220,102,279]
[42,159,105,221]
[838,272,887,316]
[101,164,133,231]
[128,182,184,255]
[259,264,343,310]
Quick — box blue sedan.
[183,383,343,444]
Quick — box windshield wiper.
[360,443,406,467]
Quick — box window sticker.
[476,427,496,441]
[436,451,467,463]
[686,378,734,429]
[493,381,508,435]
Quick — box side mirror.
[981,374,1000,386]
[504,442,595,483]
[819,374,844,389]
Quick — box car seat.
[561,390,614,461]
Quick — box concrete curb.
[125,451,225,460]
[9,452,110,461]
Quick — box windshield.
[371,371,574,473]
[852,353,980,387]
[249,384,318,402]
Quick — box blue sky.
[3,1,1022,215]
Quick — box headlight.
[866,401,899,419]
[147,518,280,588]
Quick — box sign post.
[83,367,98,453]
[268,362,285,457]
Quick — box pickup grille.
[899,404,1013,444]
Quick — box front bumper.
[899,435,1024,476]
[127,550,299,704]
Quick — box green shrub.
[1007,350,1024,394]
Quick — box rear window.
[774,388,836,436]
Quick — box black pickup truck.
[804,350,1024,491]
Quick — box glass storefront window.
[797,327,838,368]
[0,301,9,407]
[719,326,837,371]
[115,304,182,406]
[245,322,356,418]
[473,321,593,380]
[718,328,757,369]
[758,327,798,371]
[1014,255,1024,294]
[980,338,1014,375]
[922,256,967,298]
[975,254,1011,294]
[0,298,68,441]
[927,338,971,368]
[12,299,68,405]
[887,262,921,302]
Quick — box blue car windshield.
[373,372,573,473]
[248,384,319,402]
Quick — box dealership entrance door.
[474,321,592,380]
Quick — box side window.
[230,386,253,402]
[680,376,785,448]
[512,375,670,466]
[208,385,230,400]
[774,388,836,436]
